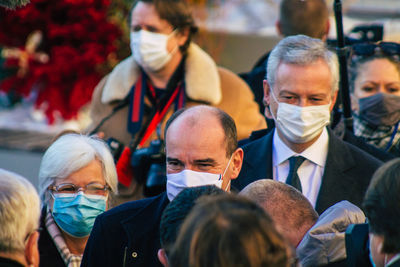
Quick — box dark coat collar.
[0,257,24,267]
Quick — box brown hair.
[279,0,329,39]
[169,194,290,267]
[363,158,400,254]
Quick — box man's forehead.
[274,61,332,90]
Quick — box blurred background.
[0,0,399,188]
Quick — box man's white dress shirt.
[272,127,329,207]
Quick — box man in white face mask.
[85,0,265,202]
[165,105,244,201]
[233,35,382,214]
[82,105,243,267]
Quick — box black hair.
[159,185,226,255]
[363,158,400,253]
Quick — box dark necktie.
[285,156,306,192]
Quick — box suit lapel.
[315,130,357,214]
[240,130,274,187]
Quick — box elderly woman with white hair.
[0,168,41,267]
[37,133,118,267]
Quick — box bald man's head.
[240,179,318,247]
[165,106,238,157]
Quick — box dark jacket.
[389,258,400,267]
[239,52,270,114]
[38,208,65,267]
[0,258,24,267]
[233,128,383,214]
[81,193,169,267]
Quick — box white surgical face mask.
[270,89,331,143]
[130,30,178,72]
[166,156,232,201]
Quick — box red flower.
[0,0,125,122]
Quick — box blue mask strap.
[385,122,399,152]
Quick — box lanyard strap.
[139,82,184,146]
[128,58,186,152]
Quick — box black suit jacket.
[389,258,400,267]
[81,193,169,267]
[38,208,65,267]
[233,128,383,214]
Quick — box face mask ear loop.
[221,154,233,179]
[223,179,231,192]
[220,154,234,191]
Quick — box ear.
[275,20,282,36]
[25,231,40,267]
[157,248,169,267]
[329,90,339,112]
[263,80,273,119]
[322,20,330,41]
[176,28,190,47]
[230,148,244,180]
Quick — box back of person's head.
[363,158,400,254]
[240,180,318,247]
[38,133,118,205]
[278,0,329,40]
[0,168,40,267]
[159,185,226,255]
[267,35,339,94]
[169,194,290,267]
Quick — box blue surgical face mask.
[51,192,106,238]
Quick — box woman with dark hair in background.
[349,42,400,156]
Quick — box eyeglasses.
[351,42,400,60]
[48,182,111,196]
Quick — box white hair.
[0,169,40,253]
[267,35,339,94]
[38,134,118,204]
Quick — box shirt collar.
[273,127,329,167]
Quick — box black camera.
[106,138,167,197]
[131,139,166,196]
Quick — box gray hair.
[38,134,118,204]
[0,169,40,253]
[267,35,339,94]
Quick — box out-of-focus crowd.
[1,0,400,267]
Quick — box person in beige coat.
[86,0,265,201]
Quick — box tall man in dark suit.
[233,35,382,214]
[81,105,244,267]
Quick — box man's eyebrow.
[166,157,183,163]
[279,90,298,95]
[194,158,217,164]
